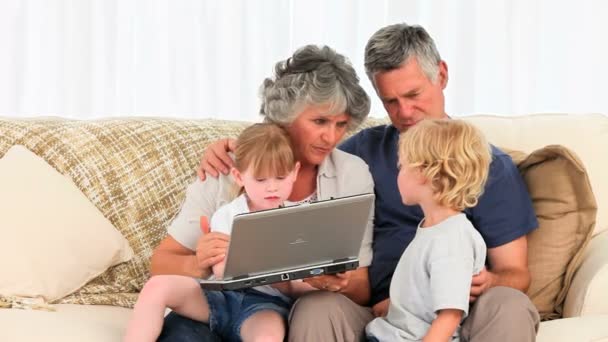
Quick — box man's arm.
[339,267,371,305]
[470,235,530,300]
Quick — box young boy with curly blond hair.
[366,119,492,342]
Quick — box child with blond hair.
[366,119,492,342]
[124,123,308,342]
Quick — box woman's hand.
[197,138,237,181]
[303,272,351,292]
[195,231,230,274]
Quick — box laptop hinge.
[332,258,351,263]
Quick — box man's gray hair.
[260,45,370,131]
[364,23,442,83]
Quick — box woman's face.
[285,104,351,167]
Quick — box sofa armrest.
[563,230,608,317]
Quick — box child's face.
[397,157,426,206]
[232,162,300,211]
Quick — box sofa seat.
[0,304,132,341]
[536,315,608,342]
[1,305,606,342]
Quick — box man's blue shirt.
[340,124,538,305]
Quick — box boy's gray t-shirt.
[366,213,487,341]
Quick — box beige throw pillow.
[507,145,597,320]
[0,145,134,302]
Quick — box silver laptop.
[198,193,374,291]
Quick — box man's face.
[373,57,449,132]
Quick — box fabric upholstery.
[0,304,132,341]
[564,230,608,317]
[510,145,597,320]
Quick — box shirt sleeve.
[357,171,375,267]
[333,149,375,268]
[167,175,233,251]
[468,149,539,248]
[428,238,476,316]
[209,204,232,235]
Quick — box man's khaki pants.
[288,286,540,342]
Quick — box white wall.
[0,0,607,120]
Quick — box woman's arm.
[151,230,229,278]
[150,235,205,277]
[303,267,371,305]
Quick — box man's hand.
[372,298,390,317]
[470,267,496,302]
[197,138,237,181]
[194,231,230,274]
[303,272,352,292]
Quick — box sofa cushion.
[536,315,608,342]
[0,304,132,342]
[511,145,597,320]
[0,145,134,302]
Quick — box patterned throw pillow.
[506,145,597,320]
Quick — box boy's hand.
[372,298,390,317]
[470,267,495,302]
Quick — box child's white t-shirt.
[366,213,487,341]
[210,194,291,302]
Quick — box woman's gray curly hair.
[259,45,370,131]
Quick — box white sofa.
[0,113,607,341]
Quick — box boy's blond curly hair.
[398,119,492,211]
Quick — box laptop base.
[198,259,359,291]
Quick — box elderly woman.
[151,45,374,341]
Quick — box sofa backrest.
[462,113,607,237]
[0,113,604,311]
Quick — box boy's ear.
[231,168,244,187]
[415,168,428,184]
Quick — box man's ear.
[438,60,449,89]
[231,168,244,187]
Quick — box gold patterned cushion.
[503,145,597,320]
